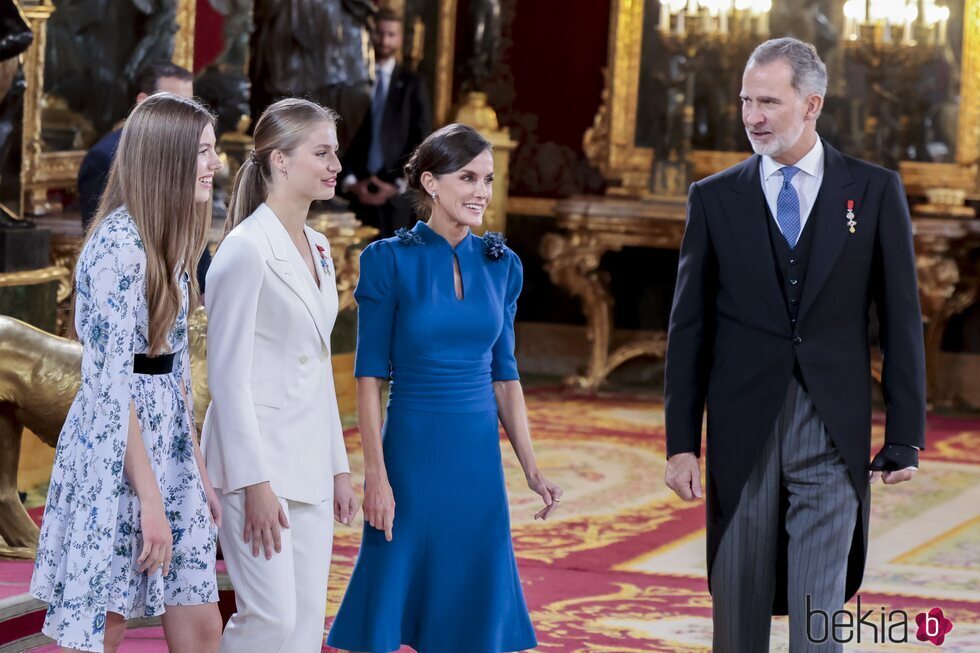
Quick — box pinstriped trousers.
[710,377,859,652]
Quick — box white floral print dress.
[30,208,217,652]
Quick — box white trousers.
[218,492,333,653]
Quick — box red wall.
[192,0,611,171]
[194,0,225,73]
[508,0,610,151]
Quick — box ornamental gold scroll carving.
[541,196,686,390]
[543,195,980,400]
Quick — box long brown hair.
[81,92,215,355]
[224,98,338,238]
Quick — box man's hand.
[870,469,916,484]
[369,176,399,203]
[869,444,918,485]
[665,452,703,501]
[350,179,373,204]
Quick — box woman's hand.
[138,495,173,575]
[243,481,289,559]
[334,473,360,525]
[202,475,223,529]
[363,473,396,541]
[528,472,563,521]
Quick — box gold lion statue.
[0,310,210,557]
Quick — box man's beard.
[746,120,806,157]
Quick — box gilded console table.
[540,196,687,390]
[542,195,980,399]
[913,217,980,405]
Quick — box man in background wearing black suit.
[341,8,432,237]
[77,62,211,294]
[664,38,925,652]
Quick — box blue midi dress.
[327,221,536,652]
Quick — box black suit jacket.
[343,64,432,184]
[78,128,122,232]
[664,141,926,613]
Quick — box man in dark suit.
[77,62,211,293]
[664,38,925,652]
[341,7,432,237]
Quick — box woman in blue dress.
[30,94,223,652]
[328,124,563,652]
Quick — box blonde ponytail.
[224,157,268,238]
[220,98,338,243]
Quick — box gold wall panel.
[957,0,979,169]
[434,0,458,126]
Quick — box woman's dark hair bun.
[403,160,421,191]
[403,123,492,217]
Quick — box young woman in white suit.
[202,98,359,653]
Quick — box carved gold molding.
[509,196,559,217]
[18,1,56,215]
[545,195,980,401]
[691,150,752,180]
[542,196,687,389]
[15,1,197,216]
[958,0,979,171]
[913,219,980,404]
[0,265,69,289]
[434,0,458,126]
[590,0,980,195]
[173,0,196,71]
[382,0,407,17]
[583,0,653,196]
[452,92,517,234]
[305,211,379,312]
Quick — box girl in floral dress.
[30,93,224,653]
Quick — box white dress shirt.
[760,137,825,237]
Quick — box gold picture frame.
[586,0,980,197]
[434,0,458,126]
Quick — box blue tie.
[776,166,802,248]
[367,71,387,174]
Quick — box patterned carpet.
[19,388,980,651]
[323,388,980,652]
[329,390,980,653]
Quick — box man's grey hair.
[746,37,828,98]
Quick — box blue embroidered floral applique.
[483,232,507,261]
[395,227,424,246]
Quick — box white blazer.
[201,203,350,504]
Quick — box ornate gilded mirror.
[5,0,195,217]
[586,0,979,197]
